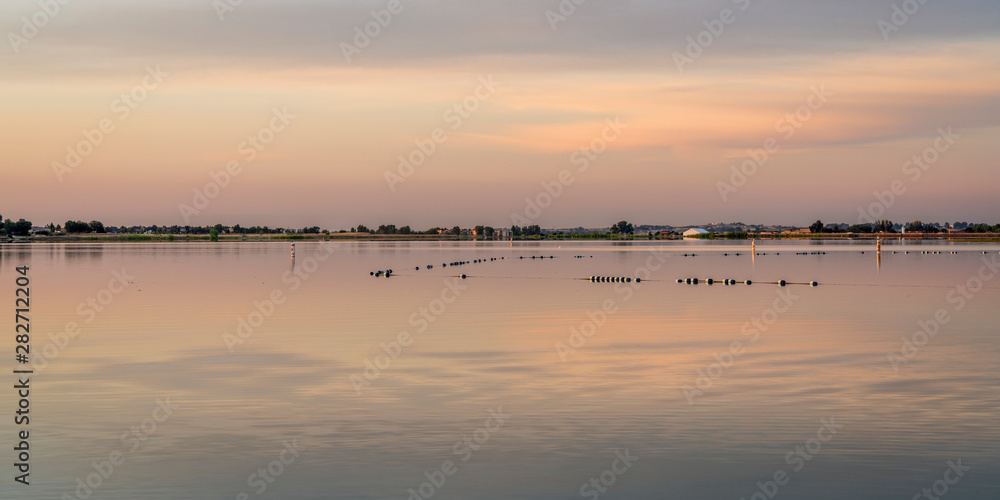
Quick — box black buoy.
[779,280,786,286]
[685,278,691,284]
[635,278,641,283]
[746,280,752,285]
[810,281,818,287]
[707,279,714,285]
[416,266,420,270]
[676,279,683,283]
[370,271,375,276]
[692,278,699,284]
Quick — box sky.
[1,0,998,229]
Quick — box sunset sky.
[2,0,998,229]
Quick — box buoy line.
[676,278,818,287]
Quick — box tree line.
[809,220,1000,234]
[5,215,1000,239]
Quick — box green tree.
[610,221,634,236]
[874,219,895,233]
[905,220,925,233]
[356,224,370,233]
[65,220,90,233]
[809,220,824,234]
[451,226,462,235]
[209,228,219,241]
[5,219,33,236]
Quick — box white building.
[683,228,710,237]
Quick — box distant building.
[30,226,52,236]
[683,228,709,237]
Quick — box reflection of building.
[683,228,709,237]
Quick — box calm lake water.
[2,240,999,499]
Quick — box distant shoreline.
[5,233,1000,243]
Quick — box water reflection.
[0,241,997,500]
